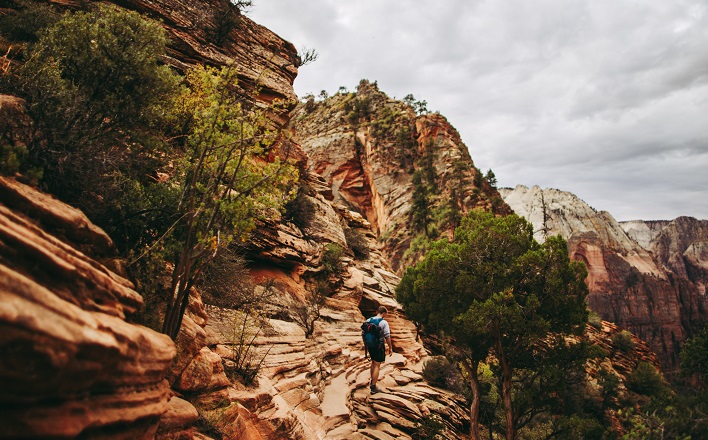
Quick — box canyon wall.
[501,185,708,371]
[0,176,176,438]
[0,2,687,438]
[288,82,511,273]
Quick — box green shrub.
[422,356,465,394]
[588,311,602,329]
[16,5,179,205]
[344,226,369,259]
[597,367,620,408]
[322,243,344,275]
[0,0,60,43]
[412,414,445,440]
[625,362,667,396]
[611,330,635,353]
[0,143,41,179]
[283,184,316,230]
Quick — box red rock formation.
[501,185,708,371]
[0,177,176,438]
[40,0,299,109]
[290,82,510,273]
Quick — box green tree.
[160,65,297,339]
[15,5,179,207]
[485,169,497,189]
[397,211,588,440]
[410,170,432,236]
[680,325,708,387]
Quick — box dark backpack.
[361,317,384,353]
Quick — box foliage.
[394,124,416,171]
[321,243,344,276]
[200,246,261,309]
[344,226,370,259]
[484,169,497,189]
[224,306,273,386]
[0,143,40,180]
[283,184,317,230]
[588,311,603,329]
[598,367,620,409]
[410,171,430,232]
[612,330,635,353]
[343,95,371,124]
[160,64,297,339]
[625,362,667,397]
[680,324,708,385]
[13,5,179,214]
[209,0,252,46]
[0,0,59,43]
[412,414,445,440]
[296,46,318,67]
[422,356,466,395]
[397,210,589,439]
[403,93,429,115]
[617,408,670,440]
[291,288,325,338]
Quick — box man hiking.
[361,306,393,394]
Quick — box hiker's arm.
[385,336,393,355]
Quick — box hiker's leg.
[371,360,381,386]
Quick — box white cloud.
[251,0,708,221]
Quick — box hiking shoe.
[370,385,380,394]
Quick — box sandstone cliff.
[0,2,684,438]
[0,176,176,438]
[288,82,511,273]
[500,185,708,371]
[622,216,708,298]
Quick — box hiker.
[362,306,393,394]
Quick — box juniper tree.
[397,211,588,440]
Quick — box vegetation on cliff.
[3,3,706,439]
[397,211,595,439]
[0,4,297,339]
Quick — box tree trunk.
[462,358,481,440]
[500,352,515,440]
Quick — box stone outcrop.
[13,0,299,125]
[3,0,693,436]
[0,176,176,438]
[622,217,708,298]
[501,185,708,371]
[289,82,510,273]
[157,174,471,439]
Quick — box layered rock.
[0,176,176,438]
[622,217,708,298]
[501,185,708,370]
[10,0,298,126]
[159,176,471,439]
[289,82,510,273]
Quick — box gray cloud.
[251,0,708,221]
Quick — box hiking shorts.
[369,344,385,363]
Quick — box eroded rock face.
[0,177,176,439]
[162,173,468,438]
[42,0,299,112]
[623,217,708,297]
[501,185,708,370]
[290,83,510,273]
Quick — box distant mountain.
[500,185,708,371]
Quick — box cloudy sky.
[250,1,708,221]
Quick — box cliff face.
[623,217,708,298]
[2,2,689,438]
[0,176,176,438]
[500,185,708,371]
[288,83,511,273]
